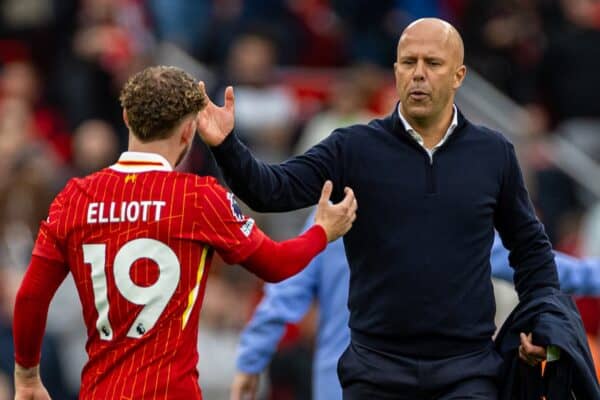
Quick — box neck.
[401,104,454,148]
[128,134,180,168]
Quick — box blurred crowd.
[0,0,599,399]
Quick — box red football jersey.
[32,152,265,399]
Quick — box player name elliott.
[87,201,166,224]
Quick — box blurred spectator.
[330,0,407,66]
[294,66,376,154]
[146,0,213,59]
[285,0,346,66]
[0,98,61,268]
[0,60,71,162]
[220,31,299,162]
[70,118,120,176]
[56,0,153,136]
[460,0,547,104]
[535,0,600,128]
[527,0,600,246]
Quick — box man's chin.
[404,105,432,120]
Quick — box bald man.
[198,18,562,400]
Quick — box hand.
[14,364,51,400]
[196,82,235,146]
[314,181,357,242]
[519,332,546,366]
[230,371,259,400]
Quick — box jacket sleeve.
[236,215,321,373]
[493,142,559,299]
[211,130,347,212]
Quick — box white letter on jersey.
[126,202,140,222]
[153,201,166,221]
[87,203,98,224]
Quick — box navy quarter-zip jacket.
[212,105,559,359]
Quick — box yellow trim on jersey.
[182,246,209,329]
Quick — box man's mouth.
[408,89,429,101]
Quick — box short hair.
[119,66,206,142]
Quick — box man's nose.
[412,60,426,81]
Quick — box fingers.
[319,180,333,205]
[348,190,357,215]
[197,81,234,109]
[519,332,546,366]
[231,387,254,400]
[340,186,356,207]
[198,81,214,107]
[224,85,235,111]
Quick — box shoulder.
[174,173,224,191]
[174,174,235,209]
[325,114,391,144]
[50,177,83,209]
[464,121,513,148]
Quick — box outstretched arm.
[196,84,346,212]
[13,256,68,399]
[238,181,356,282]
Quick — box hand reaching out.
[196,82,235,146]
[314,181,357,242]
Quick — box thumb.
[319,180,333,205]
[520,332,527,344]
[224,86,235,111]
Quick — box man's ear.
[453,65,467,90]
[181,118,195,144]
[122,109,130,129]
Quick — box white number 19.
[83,238,181,340]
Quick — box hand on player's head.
[195,82,236,147]
[314,180,357,242]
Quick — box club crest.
[227,192,245,222]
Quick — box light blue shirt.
[236,217,348,400]
[236,215,600,400]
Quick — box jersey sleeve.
[32,187,68,263]
[184,177,265,265]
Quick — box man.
[230,212,600,400]
[12,66,357,399]
[197,18,561,398]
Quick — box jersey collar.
[110,151,173,173]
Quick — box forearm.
[13,256,68,367]
[211,132,331,212]
[237,315,288,373]
[508,223,559,297]
[240,225,327,282]
[237,267,318,372]
[495,143,559,298]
